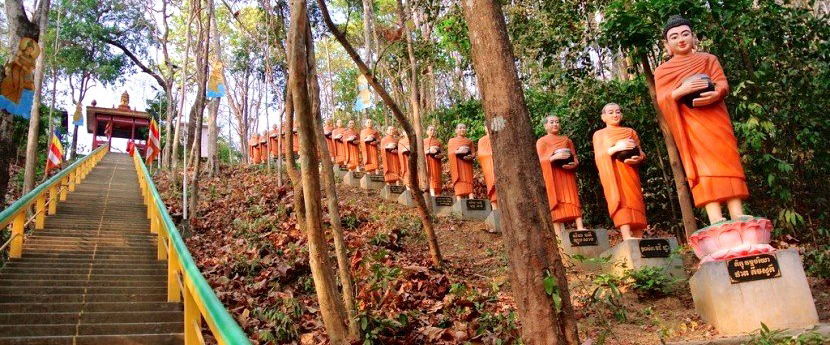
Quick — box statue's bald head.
[544,115,560,135]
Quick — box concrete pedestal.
[485,209,501,232]
[601,238,685,278]
[380,184,406,202]
[397,189,414,207]
[333,165,348,180]
[558,229,610,269]
[452,198,491,220]
[689,248,818,335]
[430,196,455,217]
[342,171,363,187]
[360,174,385,190]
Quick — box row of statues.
[246,15,753,245]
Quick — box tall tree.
[316,0,444,267]
[188,0,211,217]
[21,0,49,194]
[287,0,349,342]
[460,0,579,343]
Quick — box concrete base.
[452,198,491,220]
[558,229,611,269]
[485,209,501,232]
[601,238,685,278]
[333,165,348,180]
[342,171,363,187]
[360,174,385,190]
[380,184,406,202]
[689,248,818,335]
[430,196,455,217]
[397,189,414,207]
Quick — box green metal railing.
[0,145,109,257]
[133,153,250,345]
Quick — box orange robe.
[248,137,260,164]
[424,137,443,194]
[536,134,582,222]
[323,125,336,161]
[269,129,280,157]
[398,137,412,186]
[343,128,361,170]
[655,52,748,207]
[332,127,346,165]
[447,136,475,197]
[477,135,497,205]
[593,127,647,230]
[259,136,268,162]
[380,135,400,183]
[360,128,380,171]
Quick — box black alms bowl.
[612,147,641,162]
[681,73,715,108]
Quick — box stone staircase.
[0,153,183,345]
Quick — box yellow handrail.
[0,145,109,258]
[132,153,250,345]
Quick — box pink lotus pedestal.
[688,217,818,335]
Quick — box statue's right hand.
[678,78,710,96]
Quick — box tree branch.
[102,38,168,90]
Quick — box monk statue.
[260,131,269,162]
[343,120,361,171]
[323,119,336,162]
[270,124,280,158]
[477,127,497,208]
[380,126,401,184]
[249,134,260,164]
[537,116,585,233]
[360,119,381,174]
[593,103,647,240]
[424,125,443,196]
[332,119,346,166]
[0,37,39,116]
[656,15,748,225]
[397,129,412,187]
[447,123,476,200]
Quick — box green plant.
[591,272,627,322]
[625,266,678,299]
[743,323,829,345]
[542,270,563,312]
[803,245,830,279]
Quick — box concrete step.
[0,273,166,282]
[19,252,158,260]
[0,333,183,345]
[0,311,182,325]
[0,322,183,337]
[1,266,164,275]
[0,293,167,303]
[0,286,167,295]
[0,279,165,287]
[2,261,164,270]
[0,302,181,313]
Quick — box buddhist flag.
[353,74,373,111]
[72,103,83,126]
[104,121,113,137]
[45,130,64,175]
[146,118,160,164]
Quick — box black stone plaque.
[465,199,487,211]
[369,174,385,183]
[568,230,598,247]
[434,196,454,207]
[727,254,781,284]
[638,239,671,258]
[389,185,406,194]
[352,172,364,179]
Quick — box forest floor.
[155,165,829,345]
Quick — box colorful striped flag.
[146,118,160,164]
[45,130,64,175]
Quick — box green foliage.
[542,270,563,312]
[426,99,485,142]
[590,272,628,322]
[744,323,829,345]
[253,297,303,342]
[803,245,830,279]
[624,266,678,299]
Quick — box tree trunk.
[22,0,50,194]
[172,4,197,170]
[288,1,350,342]
[460,1,579,344]
[206,2,221,177]
[397,0,428,191]
[303,18,359,341]
[188,0,211,217]
[317,0,443,267]
[361,0,374,62]
[639,53,697,242]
